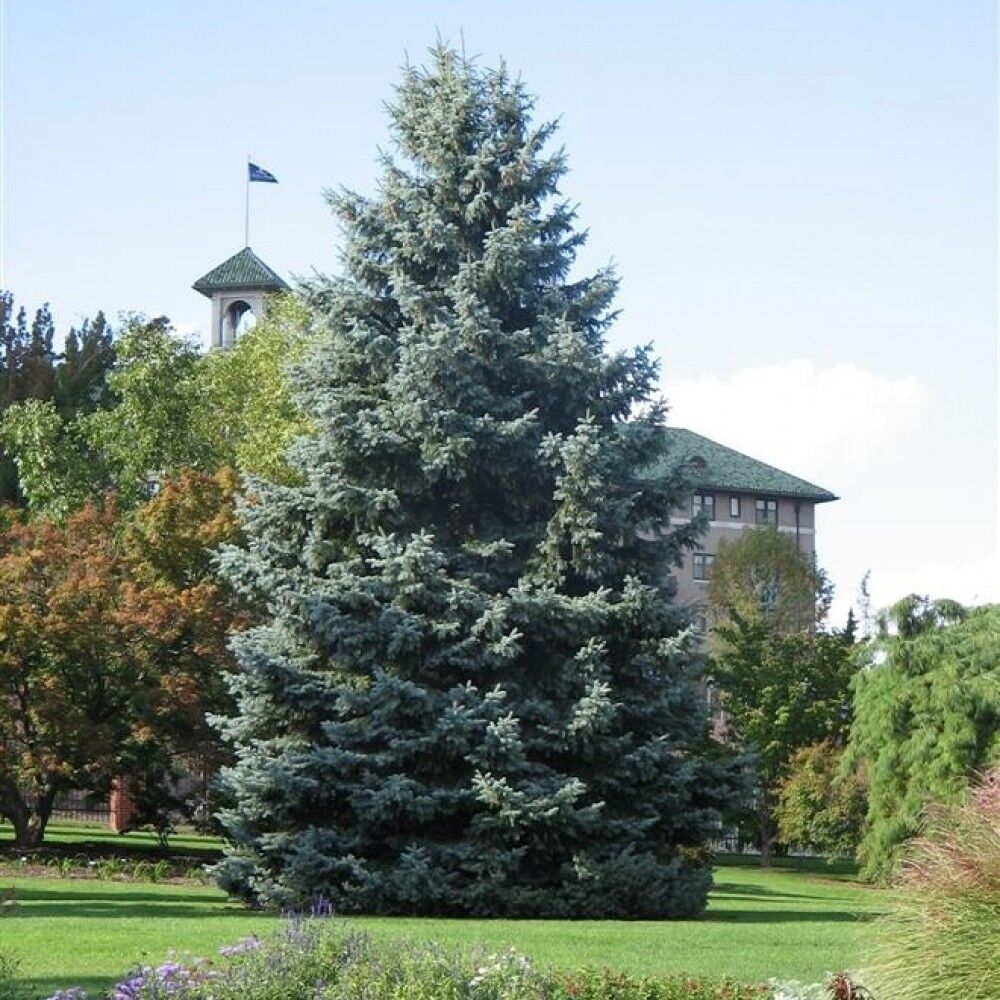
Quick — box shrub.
[43,920,770,1000]
[867,766,1000,1000]
[553,969,767,999]
[775,742,867,859]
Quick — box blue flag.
[248,162,278,183]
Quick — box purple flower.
[112,962,196,999]
[44,990,88,1000]
[113,972,148,1000]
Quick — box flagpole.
[244,154,250,246]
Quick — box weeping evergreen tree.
[214,46,737,917]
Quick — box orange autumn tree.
[0,469,242,847]
[120,468,247,836]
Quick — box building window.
[730,496,741,518]
[693,552,714,581]
[693,493,715,519]
[755,498,778,524]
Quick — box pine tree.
[56,311,116,416]
[214,46,736,917]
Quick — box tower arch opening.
[223,299,258,344]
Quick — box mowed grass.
[0,854,882,998]
[0,821,224,857]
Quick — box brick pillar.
[109,777,135,833]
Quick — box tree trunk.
[759,789,775,867]
[1,780,58,849]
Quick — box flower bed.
[12,919,872,1000]
[0,854,207,884]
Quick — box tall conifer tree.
[215,46,736,917]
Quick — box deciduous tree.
[1,306,316,518]
[711,613,856,864]
[0,472,241,847]
[201,296,317,485]
[0,293,116,506]
[774,740,867,859]
[81,316,220,507]
[707,525,830,633]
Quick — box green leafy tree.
[214,46,736,917]
[0,293,116,505]
[82,315,221,506]
[774,740,867,858]
[1,305,315,518]
[846,597,999,881]
[711,613,856,864]
[201,295,318,484]
[707,525,830,633]
[1,315,214,516]
[0,399,101,519]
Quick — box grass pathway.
[0,861,882,998]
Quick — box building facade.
[662,428,837,609]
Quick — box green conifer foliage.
[846,599,999,881]
[214,46,736,917]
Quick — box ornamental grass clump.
[867,766,1000,1000]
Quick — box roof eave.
[191,280,288,297]
[691,482,839,504]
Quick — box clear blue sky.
[2,1,997,615]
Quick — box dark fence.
[51,789,110,824]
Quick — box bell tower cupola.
[193,247,289,349]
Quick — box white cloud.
[664,360,929,482]
[867,552,1000,614]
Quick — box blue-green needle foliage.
[214,45,737,918]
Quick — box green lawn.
[1,858,882,998]
[0,821,224,856]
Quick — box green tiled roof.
[192,247,289,298]
[659,428,838,503]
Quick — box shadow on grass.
[711,882,848,902]
[7,902,249,919]
[20,976,118,1000]
[707,908,877,924]
[12,885,224,904]
[3,885,249,920]
[715,854,860,878]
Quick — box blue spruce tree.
[214,46,736,917]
